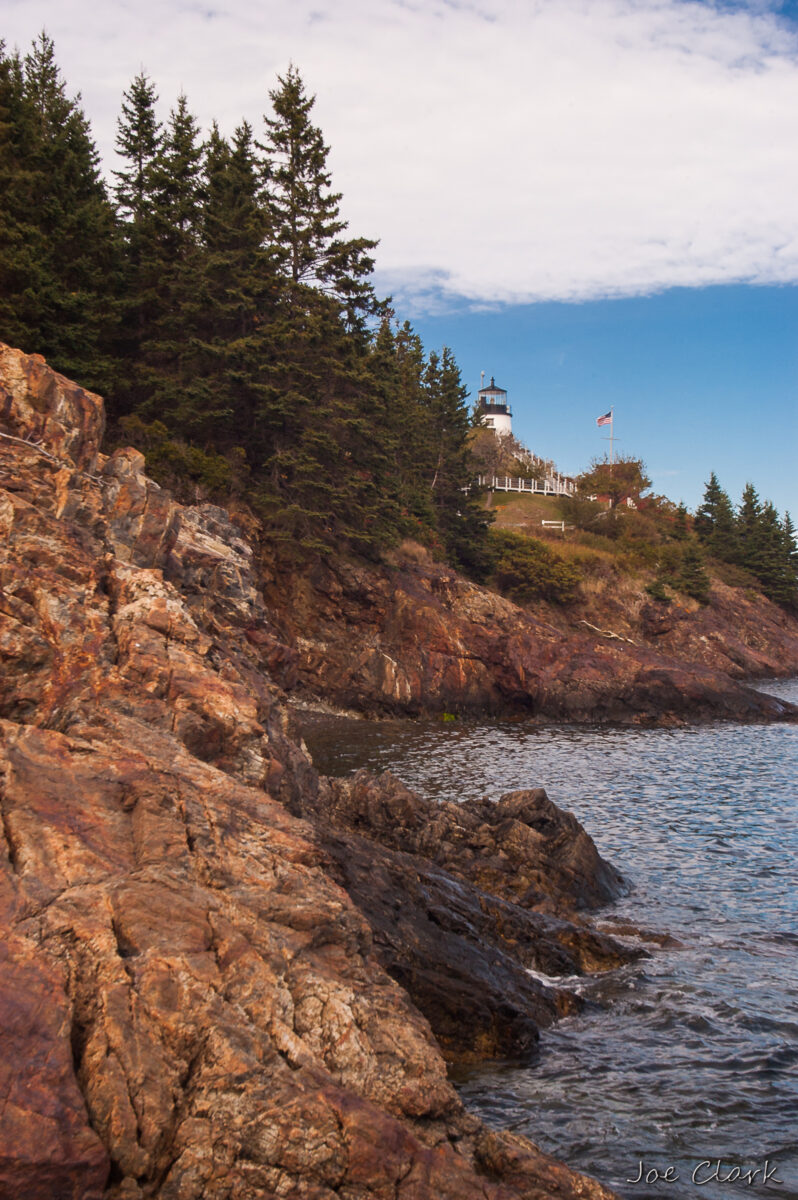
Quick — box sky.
[4,0,797,513]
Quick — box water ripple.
[303,679,798,1199]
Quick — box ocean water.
[303,679,798,1200]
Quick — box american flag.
[596,411,612,426]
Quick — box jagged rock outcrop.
[1,345,631,1198]
[260,556,798,723]
[298,775,636,1062]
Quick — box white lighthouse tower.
[477,376,512,437]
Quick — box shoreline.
[0,341,628,1199]
[1,341,794,1200]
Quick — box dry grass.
[488,492,569,531]
[383,538,434,566]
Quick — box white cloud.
[5,0,798,307]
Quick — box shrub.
[645,579,671,604]
[488,528,581,604]
[652,542,711,604]
[116,416,248,500]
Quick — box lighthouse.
[477,376,512,437]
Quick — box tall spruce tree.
[751,500,797,606]
[170,120,279,447]
[261,65,380,332]
[0,43,42,353]
[781,513,798,609]
[253,286,404,555]
[364,318,437,537]
[735,482,764,574]
[782,512,798,574]
[0,34,116,389]
[114,72,161,225]
[694,472,737,562]
[110,71,163,414]
[676,542,711,603]
[423,347,492,573]
[134,92,205,419]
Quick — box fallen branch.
[578,619,637,646]
[0,429,63,463]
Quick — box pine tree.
[170,120,279,447]
[782,512,798,573]
[253,287,404,556]
[676,543,711,603]
[113,72,161,225]
[0,34,117,390]
[735,482,764,574]
[753,501,797,606]
[423,347,492,573]
[672,502,689,540]
[134,92,205,419]
[109,71,164,415]
[781,513,798,609]
[0,43,43,352]
[364,318,437,539]
[694,472,737,562]
[261,65,380,332]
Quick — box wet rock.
[295,772,637,1062]
[323,772,627,913]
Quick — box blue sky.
[403,284,798,514]
[4,0,798,515]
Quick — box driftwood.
[578,618,637,646]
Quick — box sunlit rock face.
[264,552,798,725]
[0,341,624,1199]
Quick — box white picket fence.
[477,473,577,497]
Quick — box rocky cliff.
[259,554,798,724]
[0,344,641,1199]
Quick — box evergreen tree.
[113,72,161,224]
[253,287,404,556]
[782,512,798,573]
[735,482,764,574]
[423,347,492,573]
[261,65,380,332]
[694,472,737,562]
[676,542,711,603]
[170,120,279,446]
[0,43,42,352]
[672,502,689,540]
[0,34,117,390]
[133,92,205,419]
[153,94,204,254]
[110,70,163,414]
[753,501,797,607]
[781,513,798,609]
[365,318,437,537]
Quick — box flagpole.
[610,408,614,466]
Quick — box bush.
[645,579,671,604]
[652,542,711,604]
[116,416,248,500]
[675,543,711,603]
[559,495,605,531]
[488,528,581,604]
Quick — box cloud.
[5,0,798,308]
